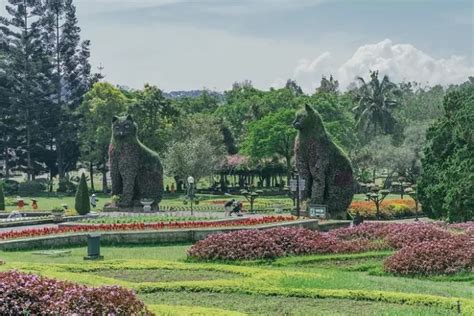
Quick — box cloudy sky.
[5,0,473,92]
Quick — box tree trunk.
[3,146,10,179]
[102,170,108,193]
[89,162,95,192]
[26,109,32,181]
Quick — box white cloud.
[292,39,474,92]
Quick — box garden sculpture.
[293,104,355,219]
[109,115,164,208]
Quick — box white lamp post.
[187,176,195,215]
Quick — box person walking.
[90,194,98,209]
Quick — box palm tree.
[352,71,402,138]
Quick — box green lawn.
[3,192,413,212]
[0,245,471,315]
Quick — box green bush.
[18,181,46,195]
[57,179,77,194]
[74,173,90,215]
[1,180,19,195]
[0,184,4,211]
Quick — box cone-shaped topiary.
[0,184,4,211]
[75,173,90,215]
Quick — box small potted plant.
[51,206,65,222]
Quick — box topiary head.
[112,115,138,139]
[293,104,325,135]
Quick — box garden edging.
[0,219,319,250]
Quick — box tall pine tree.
[41,0,91,182]
[0,0,52,180]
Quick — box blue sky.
[3,0,473,91]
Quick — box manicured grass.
[4,193,413,212]
[0,245,190,263]
[140,292,454,316]
[97,268,239,283]
[1,244,471,315]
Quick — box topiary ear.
[305,104,315,114]
[112,115,119,123]
[126,114,134,122]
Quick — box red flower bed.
[0,270,150,315]
[0,216,294,241]
[189,222,474,275]
[384,234,474,275]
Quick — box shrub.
[18,180,46,195]
[57,179,77,193]
[74,173,90,215]
[348,199,418,220]
[0,184,4,211]
[1,180,19,195]
[384,234,473,275]
[0,270,150,315]
[188,227,385,261]
[384,223,453,249]
[189,222,474,277]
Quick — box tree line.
[0,1,472,222]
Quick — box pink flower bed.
[0,270,150,315]
[188,222,474,275]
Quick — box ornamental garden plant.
[0,270,150,315]
[188,222,474,275]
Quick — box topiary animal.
[293,104,354,219]
[109,115,164,208]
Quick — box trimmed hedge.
[74,173,90,215]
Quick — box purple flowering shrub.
[188,222,474,275]
[0,270,151,315]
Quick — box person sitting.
[224,199,235,216]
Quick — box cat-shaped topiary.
[109,115,164,208]
[293,104,354,219]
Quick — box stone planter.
[51,211,65,222]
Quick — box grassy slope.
[0,245,471,315]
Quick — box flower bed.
[188,222,474,275]
[348,199,418,219]
[384,234,473,275]
[0,270,150,315]
[0,216,294,241]
[188,227,386,261]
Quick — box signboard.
[289,179,306,192]
[308,204,328,219]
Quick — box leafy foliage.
[418,84,474,222]
[189,222,474,276]
[353,71,402,138]
[0,270,150,315]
